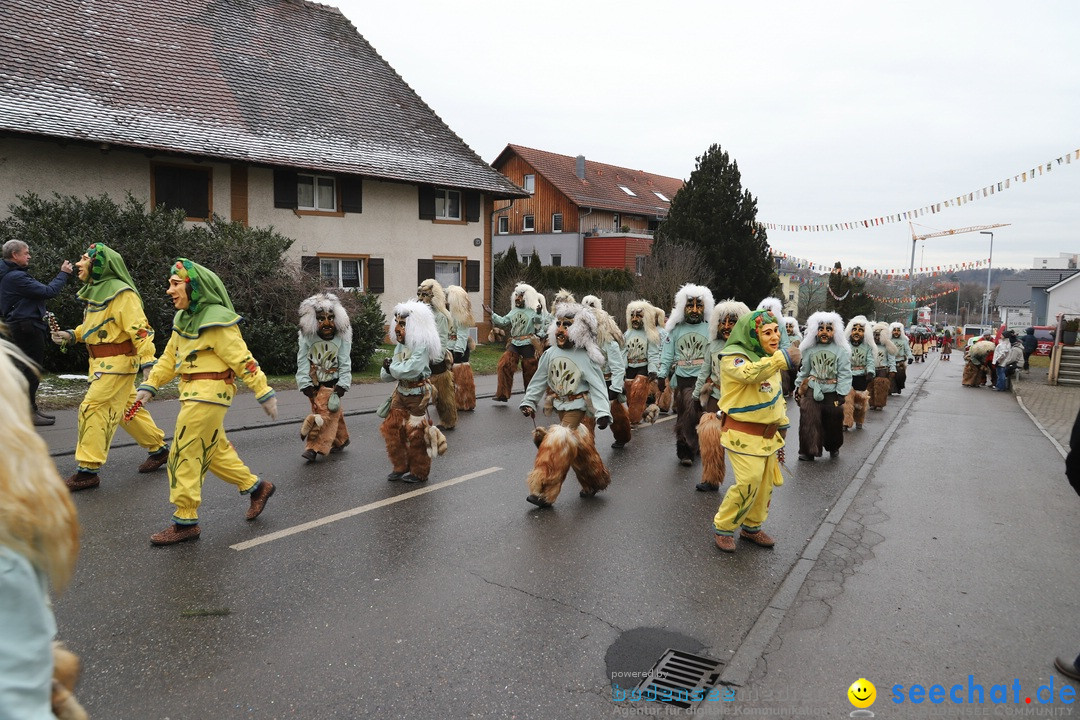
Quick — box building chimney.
[575,155,585,180]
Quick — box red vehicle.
[995,324,1056,356]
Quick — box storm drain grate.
[634,648,723,709]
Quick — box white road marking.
[231,466,502,551]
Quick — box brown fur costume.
[610,399,632,445]
[52,642,88,720]
[302,386,350,454]
[696,411,726,488]
[673,376,701,460]
[870,369,890,409]
[843,389,868,429]
[453,362,476,410]
[626,374,651,424]
[657,380,673,412]
[496,347,538,399]
[430,358,457,430]
[527,416,611,504]
[380,403,435,480]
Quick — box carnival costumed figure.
[623,300,662,426]
[135,259,278,545]
[757,297,791,347]
[296,292,351,462]
[889,322,912,394]
[795,312,852,461]
[379,301,447,483]
[780,316,802,398]
[50,243,170,492]
[582,295,630,448]
[842,315,877,431]
[941,330,953,360]
[964,338,995,387]
[446,285,477,411]
[692,299,750,492]
[659,284,714,466]
[711,310,799,553]
[869,322,897,410]
[417,279,457,431]
[486,283,542,402]
[535,293,552,353]
[911,332,926,362]
[553,288,576,306]
[519,303,612,507]
[655,308,673,414]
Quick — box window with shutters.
[498,216,509,234]
[152,164,212,220]
[320,257,365,290]
[434,259,462,288]
[435,188,462,220]
[298,174,337,211]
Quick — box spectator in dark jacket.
[1055,407,1080,681]
[0,239,73,425]
[1020,327,1038,371]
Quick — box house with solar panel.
[0,0,527,329]
[490,145,684,272]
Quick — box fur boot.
[610,400,632,446]
[430,369,457,429]
[570,424,611,496]
[380,407,410,472]
[869,372,890,409]
[522,356,539,389]
[453,362,476,411]
[526,424,577,504]
[496,349,518,400]
[851,389,868,427]
[962,362,980,387]
[657,381,673,413]
[798,393,824,458]
[626,374,650,424]
[697,412,726,488]
[406,414,432,479]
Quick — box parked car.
[995,324,1056,356]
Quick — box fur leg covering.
[52,641,88,720]
[821,393,845,453]
[626,374,650,424]
[582,415,596,436]
[798,394,824,457]
[610,400,632,445]
[842,392,855,429]
[852,389,868,426]
[870,373,890,409]
[496,350,518,400]
[406,414,432,479]
[300,413,323,439]
[697,412,726,488]
[527,424,576,504]
[430,370,457,429]
[380,408,410,472]
[962,362,979,387]
[571,424,611,496]
[657,382,673,412]
[521,356,540,390]
[673,384,701,458]
[425,425,447,458]
[453,362,476,411]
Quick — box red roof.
[493,144,684,217]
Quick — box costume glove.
[382,357,392,372]
[262,396,278,420]
[596,416,610,430]
[335,386,347,397]
[647,372,657,383]
[302,386,317,398]
[657,378,666,392]
[521,405,535,418]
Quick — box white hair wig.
[393,300,443,364]
[845,315,877,354]
[781,315,802,341]
[446,285,475,328]
[873,321,898,355]
[418,278,450,320]
[800,311,850,353]
[625,300,661,346]
[536,293,548,313]
[889,321,909,341]
[709,299,751,341]
[757,297,784,319]
[512,282,541,312]
[553,288,576,305]
[298,292,352,343]
[582,295,624,347]
[547,302,605,366]
[666,284,715,332]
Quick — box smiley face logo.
[847,678,876,709]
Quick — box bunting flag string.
[757,147,1078,233]
[770,246,990,279]
[864,286,959,305]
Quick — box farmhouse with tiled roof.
[0,0,527,323]
[491,145,684,271]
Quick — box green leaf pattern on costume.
[809,350,838,401]
[548,355,581,397]
[309,341,340,383]
[184,351,199,369]
[626,336,647,365]
[677,332,706,363]
[731,484,757,527]
[509,311,530,337]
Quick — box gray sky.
[339,0,1080,273]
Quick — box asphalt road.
[57,360,938,719]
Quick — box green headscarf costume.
[170,258,241,338]
[76,243,140,308]
[720,309,780,363]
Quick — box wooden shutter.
[274,169,298,209]
[465,260,481,292]
[465,191,481,222]
[367,258,384,294]
[417,258,436,285]
[341,176,363,214]
[418,186,436,220]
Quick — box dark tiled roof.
[1020,268,1080,288]
[495,145,684,217]
[0,0,526,197]
[996,279,1032,306]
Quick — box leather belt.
[181,369,235,384]
[401,378,427,389]
[547,390,586,402]
[720,412,779,439]
[88,339,135,358]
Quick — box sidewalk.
[39,373,503,457]
[1012,364,1079,456]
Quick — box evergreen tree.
[654,144,776,302]
[825,262,876,320]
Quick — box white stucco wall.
[1046,277,1080,320]
[493,233,582,266]
[1,137,487,325]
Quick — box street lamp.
[980,231,994,327]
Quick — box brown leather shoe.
[65,471,100,492]
[245,480,275,521]
[137,447,170,473]
[714,534,736,552]
[740,529,776,548]
[150,523,200,546]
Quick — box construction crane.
[906,222,1011,325]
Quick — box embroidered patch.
[733,357,746,366]
[759,381,772,393]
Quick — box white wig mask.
[757,297,784,320]
[666,283,715,332]
[446,285,475,328]
[547,302,605,366]
[800,311,850,353]
[512,283,541,313]
[709,299,751,341]
[873,322,898,355]
[298,292,352,343]
[781,316,802,341]
[626,300,661,346]
[845,315,877,354]
[393,300,443,364]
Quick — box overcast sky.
[338,0,1079,273]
